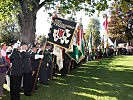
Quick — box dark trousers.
[10,75,22,100]
[39,66,51,84]
[23,72,32,95]
[61,61,69,76]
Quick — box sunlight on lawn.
[2,56,133,100]
[96,82,113,87]
[75,86,109,94]
[124,84,133,88]
[72,92,117,100]
[54,82,68,86]
[109,56,133,67]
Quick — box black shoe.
[24,93,32,96]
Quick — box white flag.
[53,45,63,71]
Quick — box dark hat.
[10,40,17,45]
[21,42,27,46]
[32,44,37,48]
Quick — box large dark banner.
[48,17,77,49]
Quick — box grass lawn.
[1,55,133,100]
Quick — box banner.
[48,18,77,49]
[53,46,63,71]
[66,26,85,63]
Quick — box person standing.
[30,44,39,91]
[20,42,32,96]
[38,43,52,85]
[1,43,10,89]
[0,48,8,97]
[10,41,22,100]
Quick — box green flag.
[66,26,85,63]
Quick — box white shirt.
[1,49,6,57]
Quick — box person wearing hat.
[30,44,39,92]
[38,43,52,85]
[20,42,32,96]
[10,41,22,100]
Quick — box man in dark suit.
[30,44,39,92]
[10,41,22,100]
[20,42,32,96]
[38,43,52,85]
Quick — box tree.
[0,0,111,43]
[108,0,133,42]
[85,18,101,48]
[0,15,20,44]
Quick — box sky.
[36,8,104,35]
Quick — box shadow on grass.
[2,56,133,100]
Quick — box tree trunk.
[18,1,36,43]
[17,0,50,43]
[20,12,36,43]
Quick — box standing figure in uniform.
[20,42,32,96]
[38,43,52,85]
[30,44,39,91]
[10,41,22,100]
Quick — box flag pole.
[32,40,47,93]
[50,54,55,80]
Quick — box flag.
[103,17,108,35]
[48,17,77,49]
[53,45,63,71]
[114,39,117,49]
[106,38,109,48]
[66,26,85,63]
[89,33,95,58]
[101,35,104,53]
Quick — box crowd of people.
[0,40,133,100]
[0,40,81,100]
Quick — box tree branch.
[33,0,51,14]
[18,0,23,10]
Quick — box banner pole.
[32,41,47,93]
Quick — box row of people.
[0,41,54,100]
[0,40,86,100]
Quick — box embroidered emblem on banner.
[48,17,77,49]
[53,29,71,44]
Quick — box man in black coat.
[20,42,32,96]
[10,41,22,100]
[30,44,39,91]
[38,43,52,85]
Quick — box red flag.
[77,26,80,45]
[103,17,108,34]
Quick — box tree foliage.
[85,17,101,48]
[0,0,111,43]
[108,0,133,41]
[0,15,20,44]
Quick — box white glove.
[13,43,19,49]
[35,55,44,59]
[17,40,21,47]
